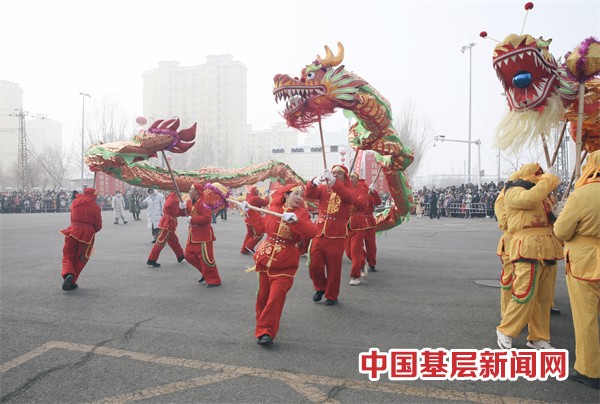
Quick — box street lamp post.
[434,135,482,189]
[461,42,476,185]
[79,92,91,190]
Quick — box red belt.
[267,235,296,246]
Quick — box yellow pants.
[500,253,513,319]
[566,274,600,378]
[497,262,557,341]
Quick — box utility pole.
[80,92,91,190]
[9,109,30,191]
[461,43,476,185]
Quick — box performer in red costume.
[60,187,102,291]
[240,186,269,255]
[146,191,187,267]
[244,184,317,345]
[305,165,354,306]
[346,172,369,285]
[364,180,382,272]
[184,183,222,287]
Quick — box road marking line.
[2,341,549,404]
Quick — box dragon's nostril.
[513,72,532,89]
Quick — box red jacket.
[366,189,382,228]
[158,193,186,231]
[60,197,102,244]
[186,197,215,243]
[348,182,369,230]
[245,193,269,225]
[305,179,354,238]
[248,205,317,276]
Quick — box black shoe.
[70,283,78,290]
[206,283,221,288]
[198,276,205,284]
[62,274,74,291]
[257,334,273,345]
[369,266,377,272]
[550,307,561,315]
[569,368,600,390]
[312,290,325,302]
[146,260,161,267]
[123,221,128,224]
[114,222,119,225]
[151,240,156,243]
[325,299,337,306]
[177,255,185,263]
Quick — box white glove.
[179,202,187,209]
[546,166,559,178]
[282,212,298,223]
[186,216,191,224]
[552,200,565,217]
[311,177,320,186]
[368,183,376,193]
[323,169,335,183]
[241,201,250,213]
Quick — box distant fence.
[419,202,491,218]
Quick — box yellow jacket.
[505,173,563,262]
[494,187,512,256]
[554,181,600,281]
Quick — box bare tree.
[86,94,135,145]
[500,142,546,174]
[28,145,70,190]
[393,98,433,178]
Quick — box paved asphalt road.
[0,211,598,403]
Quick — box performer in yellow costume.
[494,172,519,318]
[496,163,563,350]
[554,151,600,390]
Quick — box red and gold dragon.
[485,2,599,154]
[272,42,414,231]
[84,117,305,191]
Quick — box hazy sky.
[1,0,598,179]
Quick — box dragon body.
[84,118,305,192]
[273,42,414,231]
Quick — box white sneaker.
[496,329,512,349]
[360,267,368,278]
[526,340,554,349]
[349,278,361,286]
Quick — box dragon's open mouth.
[494,47,558,111]
[273,86,326,115]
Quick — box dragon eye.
[306,72,316,80]
[512,71,532,88]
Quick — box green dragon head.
[273,42,367,131]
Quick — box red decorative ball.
[480,31,488,38]
[524,2,534,10]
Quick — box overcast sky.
[1,0,598,179]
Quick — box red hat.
[248,186,258,194]
[192,183,204,193]
[331,165,348,175]
[83,187,96,195]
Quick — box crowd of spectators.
[0,189,113,213]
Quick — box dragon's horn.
[158,118,177,129]
[316,42,344,68]
[178,122,197,141]
[170,141,195,153]
[149,119,164,129]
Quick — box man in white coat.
[143,189,164,243]
[112,191,128,224]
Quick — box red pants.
[61,236,93,284]
[184,241,222,285]
[309,237,346,301]
[364,228,377,267]
[241,224,263,253]
[255,270,295,339]
[148,229,184,262]
[345,229,366,278]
